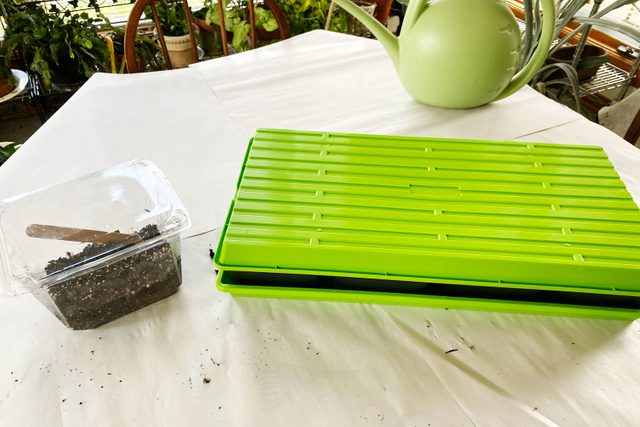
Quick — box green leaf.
[262,16,278,32]
[232,22,250,50]
[575,17,640,44]
[254,6,269,22]
[533,63,582,114]
[205,6,220,25]
[33,27,47,39]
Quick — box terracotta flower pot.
[0,77,16,98]
[164,34,196,68]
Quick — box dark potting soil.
[45,225,182,330]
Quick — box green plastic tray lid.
[216,129,640,297]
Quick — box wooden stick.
[182,0,199,62]
[25,224,134,245]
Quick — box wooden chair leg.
[150,1,172,69]
[248,0,256,49]
[182,0,199,62]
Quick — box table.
[1,31,639,426]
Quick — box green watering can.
[331,0,556,108]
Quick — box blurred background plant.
[522,0,640,114]
[205,0,280,51]
[0,54,15,86]
[277,0,348,35]
[0,0,109,88]
[147,0,191,36]
[100,14,163,73]
[0,142,21,165]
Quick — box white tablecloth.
[0,68,247,239]
[1,31,639,426]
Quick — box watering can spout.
[331,0,400,67]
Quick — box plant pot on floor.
[548,44,609,82]
[164,34,196,68]
[49,57,89,91]
[194,18,224,57]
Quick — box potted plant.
[100,14,163,72]
[548,44,609,82]
[0,58,16,98]
[277,0,348,36]
[205,0,280,52]
[522,0,640,115]
[193,2,225,57]
[151,0,198,68]
[0,0,16,98]
[1,1,109,89]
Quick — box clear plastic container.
[0,159,190,329]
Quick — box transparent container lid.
[0,159,190,291]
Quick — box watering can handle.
[496,0,556,101]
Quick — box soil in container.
[0,78,16,98]
[44,224,182,330]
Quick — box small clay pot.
[548,44,608,82]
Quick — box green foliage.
[100,14,162,72]
[205,0,279,52]
[0,142,22,166]
[0,59,14,84]
[520,0,638,67]
[147,0,190,36]
[531,62,583,114]
[276,0,348,35]
[0,1,109,88]
[522,0,640,112]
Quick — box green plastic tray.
[214,129,640,320]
